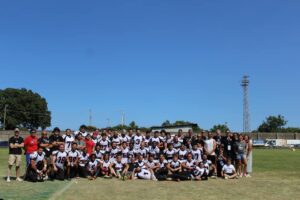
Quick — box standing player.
[63,129,75,153]
[7,128,24,182]
[204,132,217,177]
[49,127,64,154]
[132,130,144,150]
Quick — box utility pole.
[3,104,8,130]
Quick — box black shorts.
[207,155,216,163]
[225,173,234,176]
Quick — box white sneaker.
[6,177,11,182]
[16,177,23,182]
[245,174,251,178]
[224,177,229,180]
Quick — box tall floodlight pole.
[241,75,252,174]
[241,75,250,133]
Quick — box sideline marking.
[48,180,74,200]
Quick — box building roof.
[151,123,198,130]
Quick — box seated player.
[166,154,190,181]
[25,146,48,182]
[110,154,129,179]
[87,154,100,180]
[203,154,217,178]
[100,154,112,178]
[155,154,169,181]
[221,159,237,180]
[78,147,89,178]
[125,156,138,180]
[67,142,80,179]
[50,144,69,181]
[216,147,227,177]
[182,153,197,174]
[145,154,159,172]
[192,162,208,181]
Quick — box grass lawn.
[0,148,299,200]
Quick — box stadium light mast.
[241,75,250,133]
[241,75,252,174]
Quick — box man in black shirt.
[38,129,51,157]
[7,128,24,182]
[49,127,64,154]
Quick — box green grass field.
[0,148,300,200]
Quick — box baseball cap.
[14,128,20,132]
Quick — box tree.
[162,120,171,127]
[0,88,51,130]
[210,124,230,133]
[257,115,287,132]
[129,121,138,129]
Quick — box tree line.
[1,88,300,133]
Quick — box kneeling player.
[51,144,69,181]
[87,154,100,180]
[25,146,48,182]
[110,154,129,179]
[221,159,237,180]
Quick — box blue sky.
[1,0,300,131]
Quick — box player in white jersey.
[74,125,89,138]
[144,131,152,147]
[164,144,177,162]
[25,146,47,182]
[120,142,130,163]
[133,168,153,180]
[177,144,188,162]
[94,144,104,161]
[62,129,75,153]
[87,154,100,180]
[191,144,203,163]
[148,143,160,161]
[109,142,121,162]
[192,162,208,181]
[221,159,237,179]
[78,147,89,178]
[51,144,69,180]
[150,132,162,146]
[182,153,197,174]
[100,154,112,178]
[145,154,159,171]
[166,154,191,181]
[98,134,110,151]
[110,154,129,179]
[120,131,130,144]
[67,143,80,179]
[111,131,121,146]
[132,132,144,150]
[137,142,148,159]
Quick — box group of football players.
[23,126,252,182]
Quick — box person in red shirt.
[85,134,95,155]
[24,129,38,166]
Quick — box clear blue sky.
[1,0,300,131]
